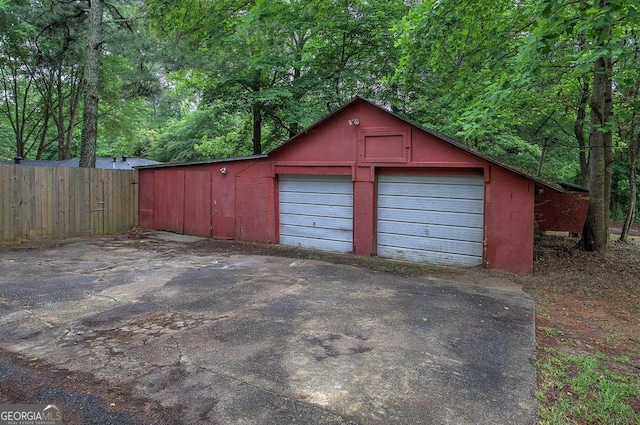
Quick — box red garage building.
[137,98,586,274]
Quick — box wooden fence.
[0,165,138,244]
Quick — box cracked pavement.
[0,233,537,424]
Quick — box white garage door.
[279,175,353,253]
[377,175,484,266]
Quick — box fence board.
[0,165,139,244]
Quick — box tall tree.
[33,1,87,159]
[582,6,614,251]
[575,0,639,251]
[144,0,408,156]
[0,1,42,158]
[516,0,640,250]
[616,30,640,242]
[79,0,105,167]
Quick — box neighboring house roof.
[1,157,161,170]
[133,97,575,193]
[134,155,267,170]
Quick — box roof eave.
[134,154,268,170]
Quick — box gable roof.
[133,97,571,193]
[268,97,567,192]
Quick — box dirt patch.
[514,233,640,372]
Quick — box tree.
[144,0,409,156]
[576,0,640,251]
[33,1,87,159]
[79,0,105,167]
[0,1,42,158]
[582,7,613,251]
[465,0,639,251]
[1,0,144,162]
[517,0,640,250]
[616,30,640,242]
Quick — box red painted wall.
[139,99,539,273]
[535,189,589,233]
[153,169,184,234]
[184,170,212,237]
[484,168,535,274]
[139,170,155,228]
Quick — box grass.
[536,348,640,425]
[541,327,563,337]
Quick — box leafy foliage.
[0,0,638,224]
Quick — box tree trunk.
[252,101,262,155]
[575,76,590,187]
[603,55,613,226]
[66,66,83,159]
[56,70,66,159]
[36,103,51,160]
[537,136,548,176]
[620,34,640,242]
[79,0,105,168]
[619,160,637,242]
[581,53,612,251]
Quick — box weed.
[535,305,549,317]
[541,327,562,337]
[613,355,633,366]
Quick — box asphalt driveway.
[0,233,536,424]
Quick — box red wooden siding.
[184,170,212,237]
[484,168,536,274]
[535,189,589,233]
[140,166,214,237]
[153,169,185,234]
[139,170,155,228]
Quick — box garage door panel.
[279,175,353,253]
[280,235,353,253]
[279,192,352,206]
[280,177,353,194]
[377,245,482,267]
[377,220,484,242]
[379,174,485,187]
[378,182,484,199]
[280,213,352,230]
[279,204,352,219]
[378,233,483,257]
[280,224,352,242]
[377,174,484,266]
[377,208,484,228]
[378,194,483,214]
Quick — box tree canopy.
[1,0,639,247]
